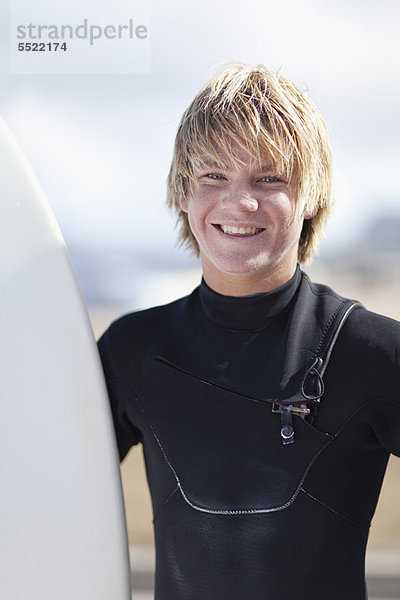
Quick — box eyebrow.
[199,161,278,172]
[258,164,278,172]
[200,160,228,170]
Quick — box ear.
[180,197,188,212]
[303,203,318,220]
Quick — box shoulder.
[302,271,400,356]
[107,295,188,336]
[98,287,200,359]
[342,304,400,363]
[313,280,400,398]
[302,273,400,402]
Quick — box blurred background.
[1,0,399,597]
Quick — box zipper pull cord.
[278,357,324,445]
[301,356,324,401]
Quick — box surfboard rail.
[0,116,131,600]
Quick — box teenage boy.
[99,64,400,600]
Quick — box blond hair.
[166,63,333,263]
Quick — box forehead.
[198,145,279,173]
[201,157,276,170]
[189,132,294,180]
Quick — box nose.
[221,185,258,212]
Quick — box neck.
[201,260,299,297]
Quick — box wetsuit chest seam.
[111,372,337,515]
[107,375,184,511]
[299,487,370,528]
[331,395,399,440]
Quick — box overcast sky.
[0,0,399,259]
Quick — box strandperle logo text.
[16,18,148,46]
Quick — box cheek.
[265,193,297,224]
[187,210,197,234]
[187,203,205,238]
[187,193,214,224]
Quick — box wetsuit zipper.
[154,355,318,409]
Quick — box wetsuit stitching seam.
[149,419,334,515]
[173,434,333,514]
[109,375,336,514]
[304,397,395,472]
[332,396,399,439]
[107,376,149,420]
[107,376,339,515]
[153,484,179,522]
[302,275,356,358]
[300,487,369,528]
[314,303,343,356]
[109,375,383,518]
[106,376,199,511]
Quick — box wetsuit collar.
[199,265,302,330]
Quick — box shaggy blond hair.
[166,63,333,263]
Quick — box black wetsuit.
[98,267,400,600]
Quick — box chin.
[213,256,270,276]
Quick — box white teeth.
[220,225,262,235]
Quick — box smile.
[216,224,265,236]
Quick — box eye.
[205,173,224,180]
[259,175,280,183]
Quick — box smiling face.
[180,145,314,296]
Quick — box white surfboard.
[0,116,131,599]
